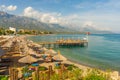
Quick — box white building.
[9,27,16,32]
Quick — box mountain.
[0,11,74,33]
[67,24,113,34]
[81,26,112,34]
[0,11,112,34]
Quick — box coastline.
[25,35,118,71]
[24,35,91,71]
[26,35,120,77]
[63,57,90,71]
[25,35,92,70]
[0,35,120,79]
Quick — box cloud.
[83,21,111,31]
[72,0,120,32]
[23,7,79,26]
[23,6,112,31]
[0,5,17,11]
[23,6,60,23]
[83,21,100,30]
[23,7,40,17]
[83,21,95,27]
[6,5,17,11]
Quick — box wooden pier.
[39,39,88,48]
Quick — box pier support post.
[48,44,51,48]
[54,44,56,48]
[42,44,45,47]
[48,65,53,80]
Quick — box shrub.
[22,66,29,73]
[39,66,47,71]
[0,75,9,80]
[84,74,107,80]
[83,69,108,80]
[67,65,73,71]
[50,73,60,80]
[67,64,77,71]
[72,68,83,80]
[54,66,61,69]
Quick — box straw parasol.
[18,55,38,64]
[40,47,48,51]
[33,43,42,48]
[53,50,67,61]
[45,49,57,56]
[1,40,13,48]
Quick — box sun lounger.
[29,67,35,71]
[31,63,39,66]
[23,72,32,78]
[0,64,9,67]
[1,58,12,62]
[42,54,47,60]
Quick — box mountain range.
[0,11,112,34]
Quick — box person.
[48,54,53,62]
[42,54,47,60]
[45,54,53,62]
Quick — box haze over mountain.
[0,11,112,34]
[0,11,74,33]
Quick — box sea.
[28,34,120,71]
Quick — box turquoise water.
[28,34,120,71]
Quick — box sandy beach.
[0,35,120,80]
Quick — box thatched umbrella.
[1,39,13,48]
[40,47,47,51]
[45,49,57,56]
[18,55,38,64]
[33,43,42,48]
[1,42,11,48]
[53,50,67,61]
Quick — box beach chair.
[42,54,47,60]
[55,62,59,67]
[54,62,61,69]
[1,58,12,62]
[31,63,39,67]
[23,72,32,78]
[0,64,9,68]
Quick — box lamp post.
[86,32,90,42]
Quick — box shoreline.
[22,35,91,71]
[64,57,117,72]
[63,57,90,70]
[25,35,119,72]
[0,35,120,79]
[25,35,94,70]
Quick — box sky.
[0,0,120,32]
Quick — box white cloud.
[0,5,17,11]
[83,21,98,30]
[23,6,60,23]
[1,5,6,8]
[7,5,17,11]
[23,7,40,17]
[83,21,111,31]
[23,6,113,31]
[83,21,95,27]
[0,5,6,11]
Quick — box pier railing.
[38,39,88,48]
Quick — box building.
[9,27,16,32]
